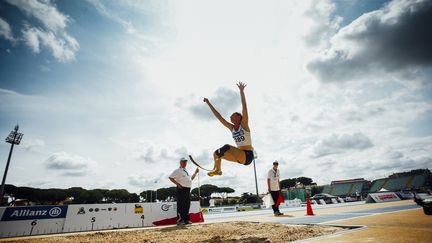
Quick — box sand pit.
[6,222,343,243]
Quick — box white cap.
[180,157,188,161]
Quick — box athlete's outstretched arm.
[237,82,250,130]
[203,98,233,130]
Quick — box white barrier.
[207,206,237,213]
[62,203,151,232]
[0,205,68,238]
[0,202,203,238]
[284,199,302,208]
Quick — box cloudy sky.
[1,0,431,196]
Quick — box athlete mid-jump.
[203,82,255,176]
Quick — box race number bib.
[232,129,245,142]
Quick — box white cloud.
[311,132,373,158]
[131,0,313,98]
[128,173,166,189]
[21,138,45,151]
[178,87,239,121]
[131,140,190,164]
[45,152,96,176]
[0,88,43,114]
[0,88,22,97]
[349,156,432,176]
[86,0,136,34]
[6,0,69,32]
[307,0,432,82]
[277,157,307,179]
[0,17,14,41]
[303,0,342,48]
[22,26,79,62]
[5,0,79,61]
[23,180,50,188]
[21,26,40,52]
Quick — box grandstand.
[409,173,429,189]
[369,169,431,193]
[369,178,387,192]
[322,185,332,195]
[323,178,370,199]
[297,169,430,203]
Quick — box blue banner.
[1,206,68,221]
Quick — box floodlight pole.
[253,159,260,207]
[197,172,201,206]
[154,180,158,202]
[1,125,23,205]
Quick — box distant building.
[322,178,370,199]
[369,169,431,193]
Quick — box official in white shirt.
[267,161,283,216]
[169,157,199,225]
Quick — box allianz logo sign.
[1,206,68,221]
[10,207,62,217]
[161,204,172,211]
[49,207,62,217]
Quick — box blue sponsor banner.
[1,205,68,221]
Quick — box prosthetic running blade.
[188,155,213,171]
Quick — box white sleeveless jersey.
[232,125,252,147]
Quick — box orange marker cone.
[306,197,315,216]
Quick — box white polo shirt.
[267,168,280,191]
[169,167,192,188]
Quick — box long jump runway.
[274,203,420,225]
[204,200,421,226]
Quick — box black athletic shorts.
[243,150,254,165]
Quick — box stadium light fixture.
[1,125,24,205]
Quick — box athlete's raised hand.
[237,81,249,129]
[237,82,247,91]
[203,96,233,130]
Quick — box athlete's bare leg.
[220,147,246,164]
[208,145,246,176]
